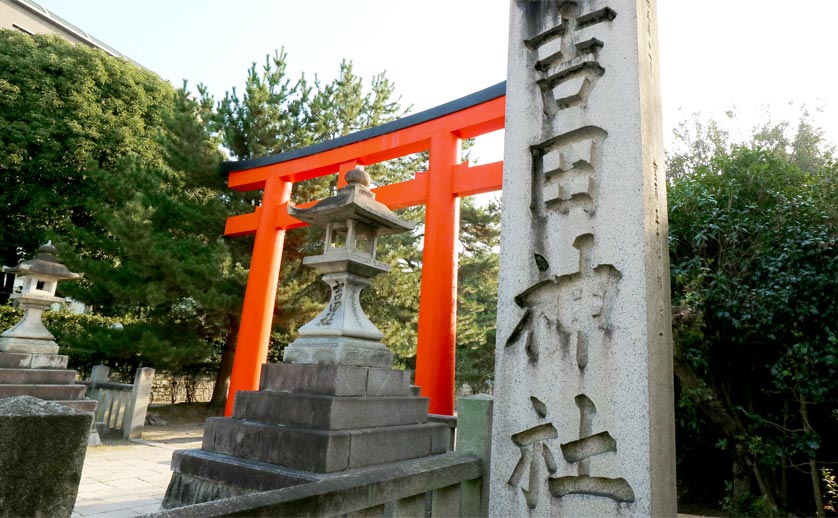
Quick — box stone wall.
[151,374,215,404]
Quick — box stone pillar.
[0,396,92,518]
[489,1,675,517]
[457,394,494,517]
[123,367,154,440]
[89,364,110,384]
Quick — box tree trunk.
[799,394,826,518]
[672,349,740,438]
[750,457,778,510]
[209,316,238,408]
[781,400,790,510]
[732,454,751,505]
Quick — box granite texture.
[202,417,449,473]
[0,396,92,518]
[489,1,676,516]
[258,363,411,397]
[158,452,480,515]
[232,390,429,430]
[0,368,76,384]
[0,352,68,369]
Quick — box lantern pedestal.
[0,243,99,445]
[284,256,393,368]
[0,296,62,354]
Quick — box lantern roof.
[289,168,415,235]
[2,242,83,281]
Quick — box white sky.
[34,0,838,161]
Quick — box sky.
[32,0,838,162]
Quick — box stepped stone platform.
[0,352,99,435]
[162,363,451,508]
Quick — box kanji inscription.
[534,126,607,214]
[506,234,621,370]
[549,394,635,502]
[508,394,634,509]
[492,0,675,514]
[524,2,616,114]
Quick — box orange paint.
[226,97,505,190]
[223,93,506,415]
[415,131,460,415]
[225,177,291,416]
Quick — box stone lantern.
[283,167,415,368]
[0,242,82,354]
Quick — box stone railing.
[145,394,494,518]
[77,365,154,440]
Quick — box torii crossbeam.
[223,82,506,416]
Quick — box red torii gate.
[223,83,506,416]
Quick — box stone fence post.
[89,364,110,384]
[83,365,155,439]
[456,393,494,517]
[123,367,154,439]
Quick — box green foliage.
[721,481,784,518]
[823,468,837,514]
[0,30,248,389]
[1,31,501,408]
[455,198,500,393]
[212,51,421,366]
[669,113,838,515]
[51,82,250,381]
[0,305,22,333]
[0,304,172,378]
[0,30,174,266]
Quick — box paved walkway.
[72,426,203,518]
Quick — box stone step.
[233,390,429,430]
[170,449,318,493]
[0,384,86,400]
[0,368,76,385]
[53,399,98,413]
[164,449,471,510]
[0,352,68,369]
[202,417,449,474]
[259,363,411,397]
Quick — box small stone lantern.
[283,167,415,367]
[0,242,82,354]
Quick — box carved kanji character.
[508,397,559,509]
[524,2,617,114]
[548,394,635,503]
[506,234,620,369]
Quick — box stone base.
[164,362,453,509]
[162,449,462,510]
[259,363,411,396]
[0,351,67,369]
[282,336,393,368]
[166,449,319,503]
[232,391,430,430]
[202,418,448,473]
[0,337,60,354]
[0,383,86,399]
[0,367,75,384]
